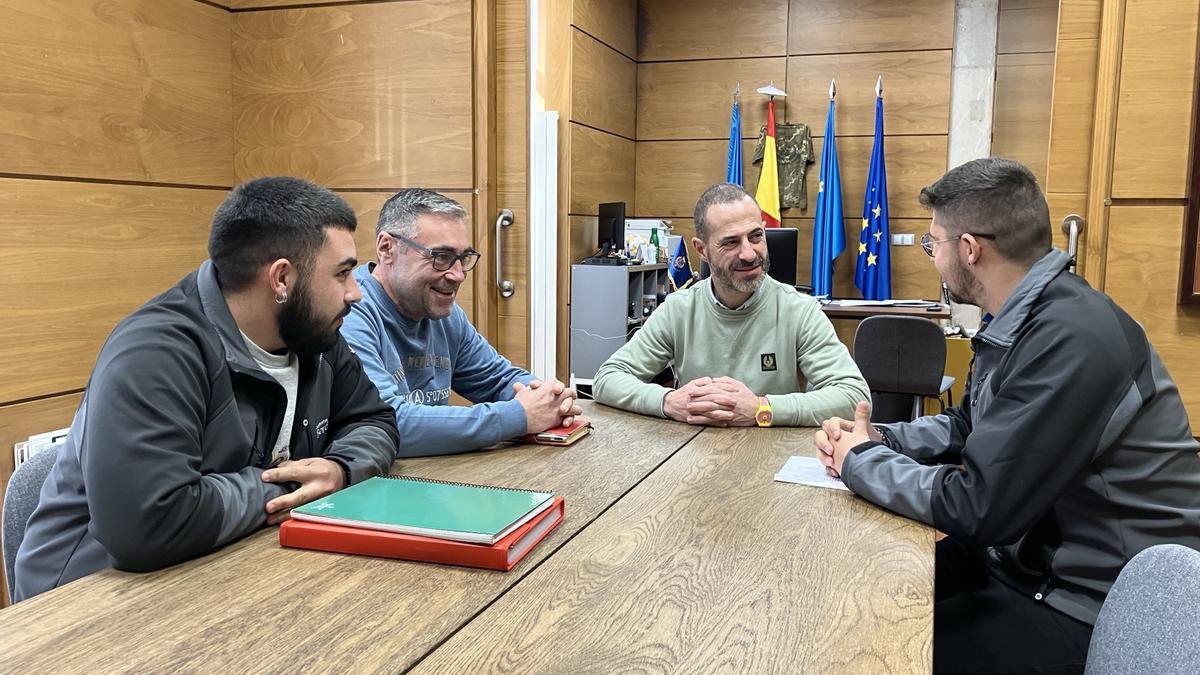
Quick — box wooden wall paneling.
[497,62,528,191]
[497,189,530,318]
[1058,0,1103,41]
[998,0,1060,54]
[0,180,220,403]
[0,0,232,186]
[0,393,84,520]
[785,51,953,137]
[1105,205,1200,423]
[637,58,788,141]
[786,0,955,56]
[1109,0,1200,199]
[497,190,529,365]
[635,139,757,218]
[498,315,531,371]
[568,216,597,269]
[1080,0,1126,286]
[232,0,474,189]
[571,29,637,140]
[472,0,497,343]
[809,135,950,220]
[496,0,530,365]
[1047,193,1088,252]
[573,0,636,60]
[569,124,636,216]
[497,0,528,64]
[340,191,477,323]
[638,0,788,62]
[1046,37,1100,195]
[993,52,1056,186]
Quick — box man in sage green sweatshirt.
[594,183,868,427]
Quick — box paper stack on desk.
[773,456,851,492]
[823,299,942,308]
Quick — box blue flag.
[725,98,743,187]
[669,236,693,290]
[855,95,892,299]
[810,99,844,297]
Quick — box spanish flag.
[755,99,781,228]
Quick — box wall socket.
[891,233,915,246]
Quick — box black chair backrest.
[853,316,947,422]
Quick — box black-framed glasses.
[390,233,481,272]
[920,231,997,257]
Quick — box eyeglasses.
[390,233,481,272]
[920,231,997,257]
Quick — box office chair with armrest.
[2,444,60,600]
[1085,544,1200,674]
[852,315,955,423]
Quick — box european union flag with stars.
[855,92,891,300]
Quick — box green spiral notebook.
[291,475,556,545]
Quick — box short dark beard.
[945,253,984,307]
[277,277,345,357]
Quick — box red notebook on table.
[523,419,592,446]
[279,496,565,572]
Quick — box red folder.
[279,496,564,572]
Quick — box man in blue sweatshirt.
[341,188,581,456]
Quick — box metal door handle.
[496,209,515,298]
[1061,214,1085,275]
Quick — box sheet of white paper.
[773,455,851,492]
[827,299,940,308]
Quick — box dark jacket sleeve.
[879,390,974,465]
[320,336,399,479]
[81,324,285,572]
[842,316,1131,545]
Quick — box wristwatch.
[755,396,774,427]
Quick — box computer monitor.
[765,227,799,286]
[597,202,626,256]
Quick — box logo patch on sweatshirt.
[760,353,777,371]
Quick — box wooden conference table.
[0,403,934,673]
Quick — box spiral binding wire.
[381,473,547,496]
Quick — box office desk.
[0,407,933,673]
[414,426,934,673]
[821,301,951,320]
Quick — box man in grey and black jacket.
[816,158,1200,674]
[14,177,398,602]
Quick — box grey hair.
[692,183,757,241]
[376,188,468,238]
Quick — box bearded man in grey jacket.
[14,177,398,601]
[817,158,1200,674]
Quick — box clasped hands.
[814,401,878,478]
[513,378,583,434]
[663,376,759,426]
